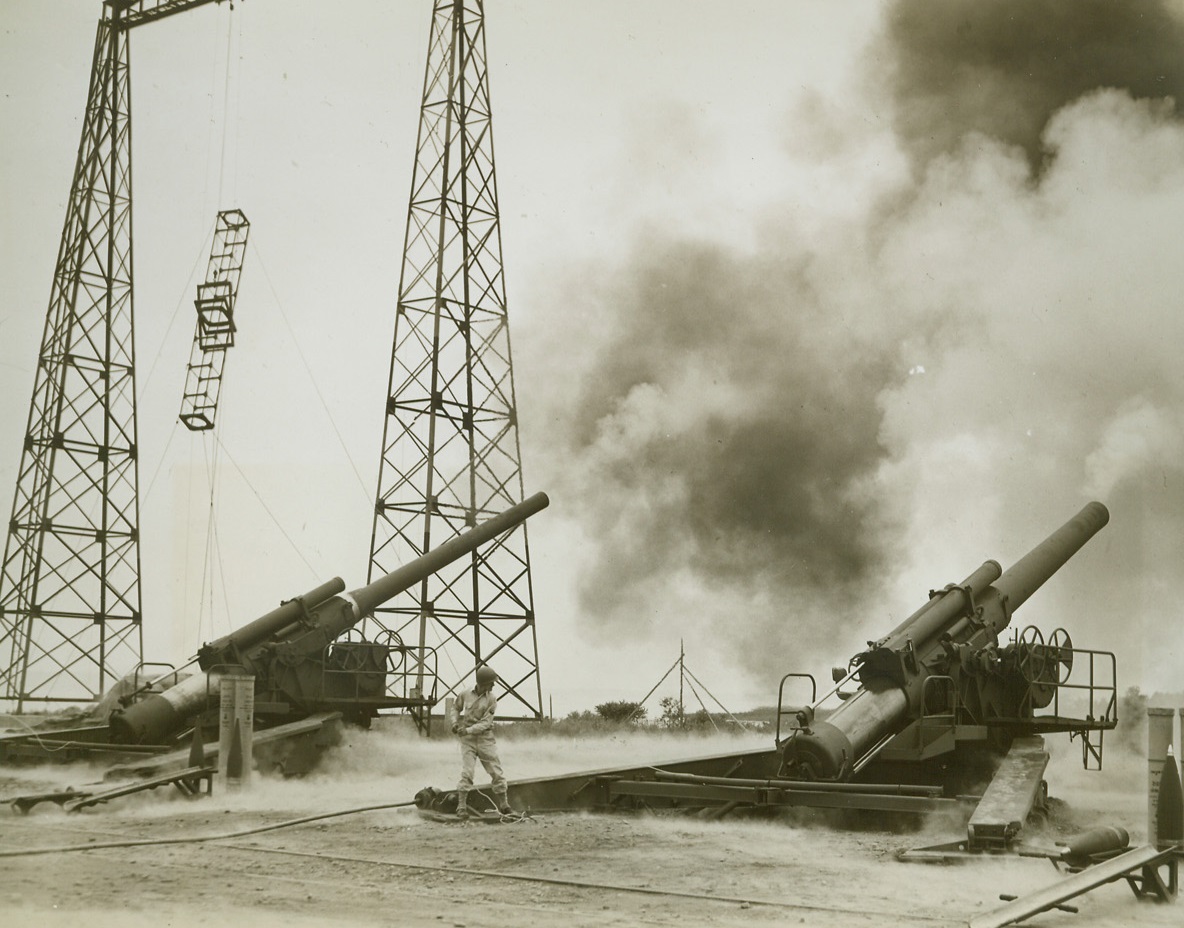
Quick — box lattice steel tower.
[367,0,543,720]
[0,0,230,709]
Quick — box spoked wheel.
[1017,625,1047,683]
[376,630,407,673]
[1048,627,1074,683]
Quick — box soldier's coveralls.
[450,686,508,812]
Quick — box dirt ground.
[0,727,1178,928]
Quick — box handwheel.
[1018,625,1047,683]
[1048,627,1073,683]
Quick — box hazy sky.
[2,0,1182,715]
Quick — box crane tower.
[366,0,544,721]
[0,0,231,709]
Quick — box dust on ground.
[0,725,1177,928]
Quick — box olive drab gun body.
[776,501,1115,784]
[106,492,550,746]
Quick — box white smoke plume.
[517,0,1184,696]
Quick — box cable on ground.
[0,798,416,858]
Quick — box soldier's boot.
[494,789,515,815]
[456,790,470,820]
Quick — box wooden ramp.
[968,844,1179,928]
[62,765,215,813]
[967,735,1048,851]
[103,711,341,780]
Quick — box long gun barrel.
[783,502,1109,780]
[109,492,550,744]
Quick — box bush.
[497,709,634,739]
[658,697,715,731]
[595,700,646,723]
[1114,685,1148,752]
[490,699,769,739]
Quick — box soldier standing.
[450,664,514,818]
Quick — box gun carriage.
[0,493,549,767]
[505,503,1117,854]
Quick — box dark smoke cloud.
[532,238,906,675]
[881,0,1184,173]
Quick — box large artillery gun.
[773,500,1118,851]
[777,500,1115,786]
[0,492,549,766]
[504,502,1118,855]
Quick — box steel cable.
[0,798,416,858]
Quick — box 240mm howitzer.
[502,501,1119,857]
[108,492,550,745]
[779,501,1113,782]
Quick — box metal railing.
[319,630,439,709]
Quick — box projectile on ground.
[1157,747,1183,850]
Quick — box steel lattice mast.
[367,0,542,721]
[0,0,226,709]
